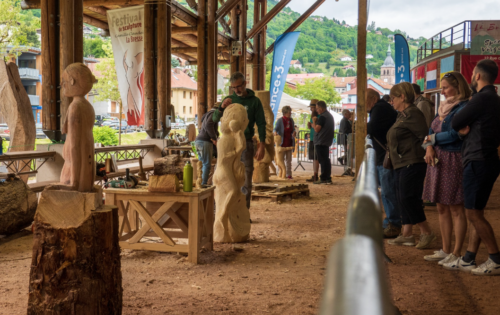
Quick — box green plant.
[93,127,118,146]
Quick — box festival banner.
[471,20,500,61]
[107,6,145,126]
[416,66,425,91]
[395,34,410,83]
[269,32,300,122]
[461,55,500,84]
[426,61,437,90]
[440,55,455,80]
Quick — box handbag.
[373,137,393,170]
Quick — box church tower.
[380,45,395,85]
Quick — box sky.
[287,0,500,39]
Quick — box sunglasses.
[443,73,456,80]
[231,82,245,89]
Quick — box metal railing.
[18,67,40,80]
[416,21,471,63]
[319,136,397,315]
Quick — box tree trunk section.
[0,177,37,235]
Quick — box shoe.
[337,157,344,165]
[443,257,476,273]
[313,179,332,185]
[415,232,436,249]
[424,249,449,261]
[383,223,401,239]
[438,253,459,266]
[471,258,500,276]
[306,175,318,182]
[387,234,416,246]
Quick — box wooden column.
[157,1,171,136]
[238,0,247,75]
[355,0,368,174]
[229,7,238,78]
[197,0,207,127]
[59,0,74,130]
[251,0,260,89]
[144,4,156,134]
[74,0,83,63]
[259,0,267,90]
[207,0,217,110]
[41,0,58,133]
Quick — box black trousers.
[316,145,331,181]
[395,163,427,225]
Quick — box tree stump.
[28,188,122,315]
[0,177,37,235]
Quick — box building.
[171,68,198,121]
[380,45,395,85]
[290,60,302,69]
[366,54,374,59]
[286,73,324,85]
[342,65,355,70]
[375,31,383,35]
[341,86,382,110]
[340,56,353,62]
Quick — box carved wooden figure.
[60,63,97,192]
[274,134,293,179]
[253,91,275,183]
[213,103,251,242]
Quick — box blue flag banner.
[395,34,410,83]
[269,32,300,122]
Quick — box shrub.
[93,126,118,146]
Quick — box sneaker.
[443,257,476,273]
[313,179,332,185]
[415,232,436,249]
[383,223,401,239]
[424,249,449,261]
[306,175,318,182]
[387,234,416,246]
[337,157,344,165]
[471,258,500,276]
[438,253,459,266]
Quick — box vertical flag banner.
[395,34,410,83]
[107,6,145,126]
[440,55,455,80]
[269,32,300,122]
[426,61,437,90]
[416,66,425,91]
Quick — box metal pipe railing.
[319,136,397,315]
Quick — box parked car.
[101,120,117,128]
[171,120,186,129]
[35,123,47,139]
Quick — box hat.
[309,99,319,107]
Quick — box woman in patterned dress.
[421,72,471,268]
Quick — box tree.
[93,42,124,144]
[83,37,107,58]
[171,57,180,67]
[0,0,40,55]
[293,77,341,105]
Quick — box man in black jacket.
[366,89,400,238]
[451,59,500,275]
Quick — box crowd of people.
[371,59,500,276]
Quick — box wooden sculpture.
[253,91,275,183]
[213,103,251,243]
[274,134,293,179]
[60,63,97,192]
[0,61,36,182]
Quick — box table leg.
[205,194,214,251]
[188,196,200,264]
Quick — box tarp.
[276,93,342,127]
[395,34,410,83]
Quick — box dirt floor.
[1,164,500,315]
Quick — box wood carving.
[213,103,251,243]
[0,177,37,235]
[196,160,203,188]
[0,61,36,182]
[148,174,179,193]
[253,91,275,183]
[274,134,293,179]
[60,63,97,192]
[186,124,197,142]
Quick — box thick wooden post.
[41,0,58,133]
[157,1,171,136]
[355,0,368,174]
[74,0,84,63]
[251,0,260,89]
[144,4,155,134]
[259,0,267,90]
[197,0,207,127]
[207,0,217,110]
[229,7,238,82]
[59,0,74,130]
[238,0,247,75]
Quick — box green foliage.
[93,127,118,146]
[83,36,108,58]
[0,0,41,55]
[172,57,180,67]
[288,77,341,105]
[288,67,301,74]
[93,42,121,104]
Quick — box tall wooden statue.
[253,91,275,183]
[274,134,293,179]
[28,63,122,314]
[213,103,251,242]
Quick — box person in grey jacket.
[195,107,218,186]
[274,106,295,179]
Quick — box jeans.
[395,163,427,225]
[376,165,401,228]
[195,140,213,185]
[241,140,255,209]
[316,145,331,181]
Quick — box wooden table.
[105,186,214,264]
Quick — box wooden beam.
[230,7,238,78]
[355,0,368,175]
[75,0,84,63]
[144,4,155,133]
[83,14,109,30]
[259,0,266,89]
[215,0,240,22]
[172,46,228,54]
[59,0,75,128]
[86,6,108,16]
[189,60,230,66]
[41,0,58,132]
[197,0,207,128]
[185,0,198,12]
[220,17,231,34]
[238,0,247,74]
[207,0,217,110]
[265,0,325,55]
[252,0,260,89]
[246,0,290,41]
[172,26,197,35]
[157,2,171,132]
[171,1,198,26]
[171,52,196,62]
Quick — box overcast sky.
[287,0,500,39]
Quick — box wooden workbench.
[105,186,214,264]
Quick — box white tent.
[277,93,343,127]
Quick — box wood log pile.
[153,155,191,178]
[0,177,37,235]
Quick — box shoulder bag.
[373,137,393,170]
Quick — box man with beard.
[451,59,500,275]
[213,72,266,212]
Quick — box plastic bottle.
[183,160,193,192]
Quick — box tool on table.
[138,156,147,180]
[183,160,193,192]
[105,168,139,189]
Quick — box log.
[148,175,179,193]
[0,177,37,235]
[28,188,122,314]
[252,90,274,183]
[153,155,190,177]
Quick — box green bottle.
[183,160,193,192]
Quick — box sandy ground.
[1,161,500,315]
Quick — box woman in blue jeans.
[195,108,218,186]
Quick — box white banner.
[107,6,145,126]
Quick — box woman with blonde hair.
[387,82,436,249]
[421,72,471,269]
